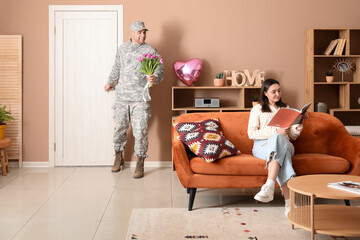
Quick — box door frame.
[48,5,123,167]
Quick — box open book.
[328,181,360,195]
[267,102,312,128]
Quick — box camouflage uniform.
[107,41,164,158]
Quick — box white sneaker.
[284,205,290,217]
[284,200,291,217]
[254,184,274,203]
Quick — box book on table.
[267,102,312,128]
[328,181,360,195]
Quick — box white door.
[50,6,123,166]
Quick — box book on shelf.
[328,181,360,195]
[324,39,339,55]
[339,39,344,55]
[267,102,312,128]
[334,39,346,56]
[333,39,342,55]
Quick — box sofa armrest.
[172,125,195,187]
[329,133,360,175]
[296,113,360,176]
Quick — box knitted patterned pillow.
[173,118,240,163]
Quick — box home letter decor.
[223,69,265,87]
[244,69,259,86]
[223,70,234,86]
[257,71,265,86]
[234,71,246,87]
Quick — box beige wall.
[1,0,360,163]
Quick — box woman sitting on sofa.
[247,78,306,216]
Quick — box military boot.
[133,156,145,179]
[111,151,124,172]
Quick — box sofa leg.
[187,188,197,211]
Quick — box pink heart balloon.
[173,58,202,86]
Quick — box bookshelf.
[305,29,360,126]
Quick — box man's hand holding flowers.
[137,53,163,88]
[146,74,155,86]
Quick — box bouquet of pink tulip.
[136,53,163,88]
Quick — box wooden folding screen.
[0,35,22,167]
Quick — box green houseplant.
[0,106,15,139]
[214,72,224,86]
[325,69,334,83]
[252,94,260,106]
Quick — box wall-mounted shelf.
[172,86,261,114]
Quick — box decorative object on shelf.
[316,102,328,113]
[223,69,265,87]
[252,94,259,106]
[333,59,355,82]
[173,58,202,86]
[214,72,224,86]
[0,106,15,139]
[325,69,334,83]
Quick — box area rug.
[126,207,357,240]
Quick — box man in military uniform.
[104,21,164,178]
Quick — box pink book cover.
[267,103,312,128]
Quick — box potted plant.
[252,94,260,106]
[214,72,224,87]
[325,69,334,83]
[0,106,15,139]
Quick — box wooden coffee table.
[287,174,360,240]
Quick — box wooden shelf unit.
[0,35,22,167]
[305,29,360,125]
[172,86,261,114]
[171,85,260,171]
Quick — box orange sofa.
[172,112,360,210]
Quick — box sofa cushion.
[292,153,350,175]
[173,118,240,163]
[190,153,350,176]
[190,154,268,175]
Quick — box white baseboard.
[126,161,172,168]
[21,161,51,167]
[10,161,172,168]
